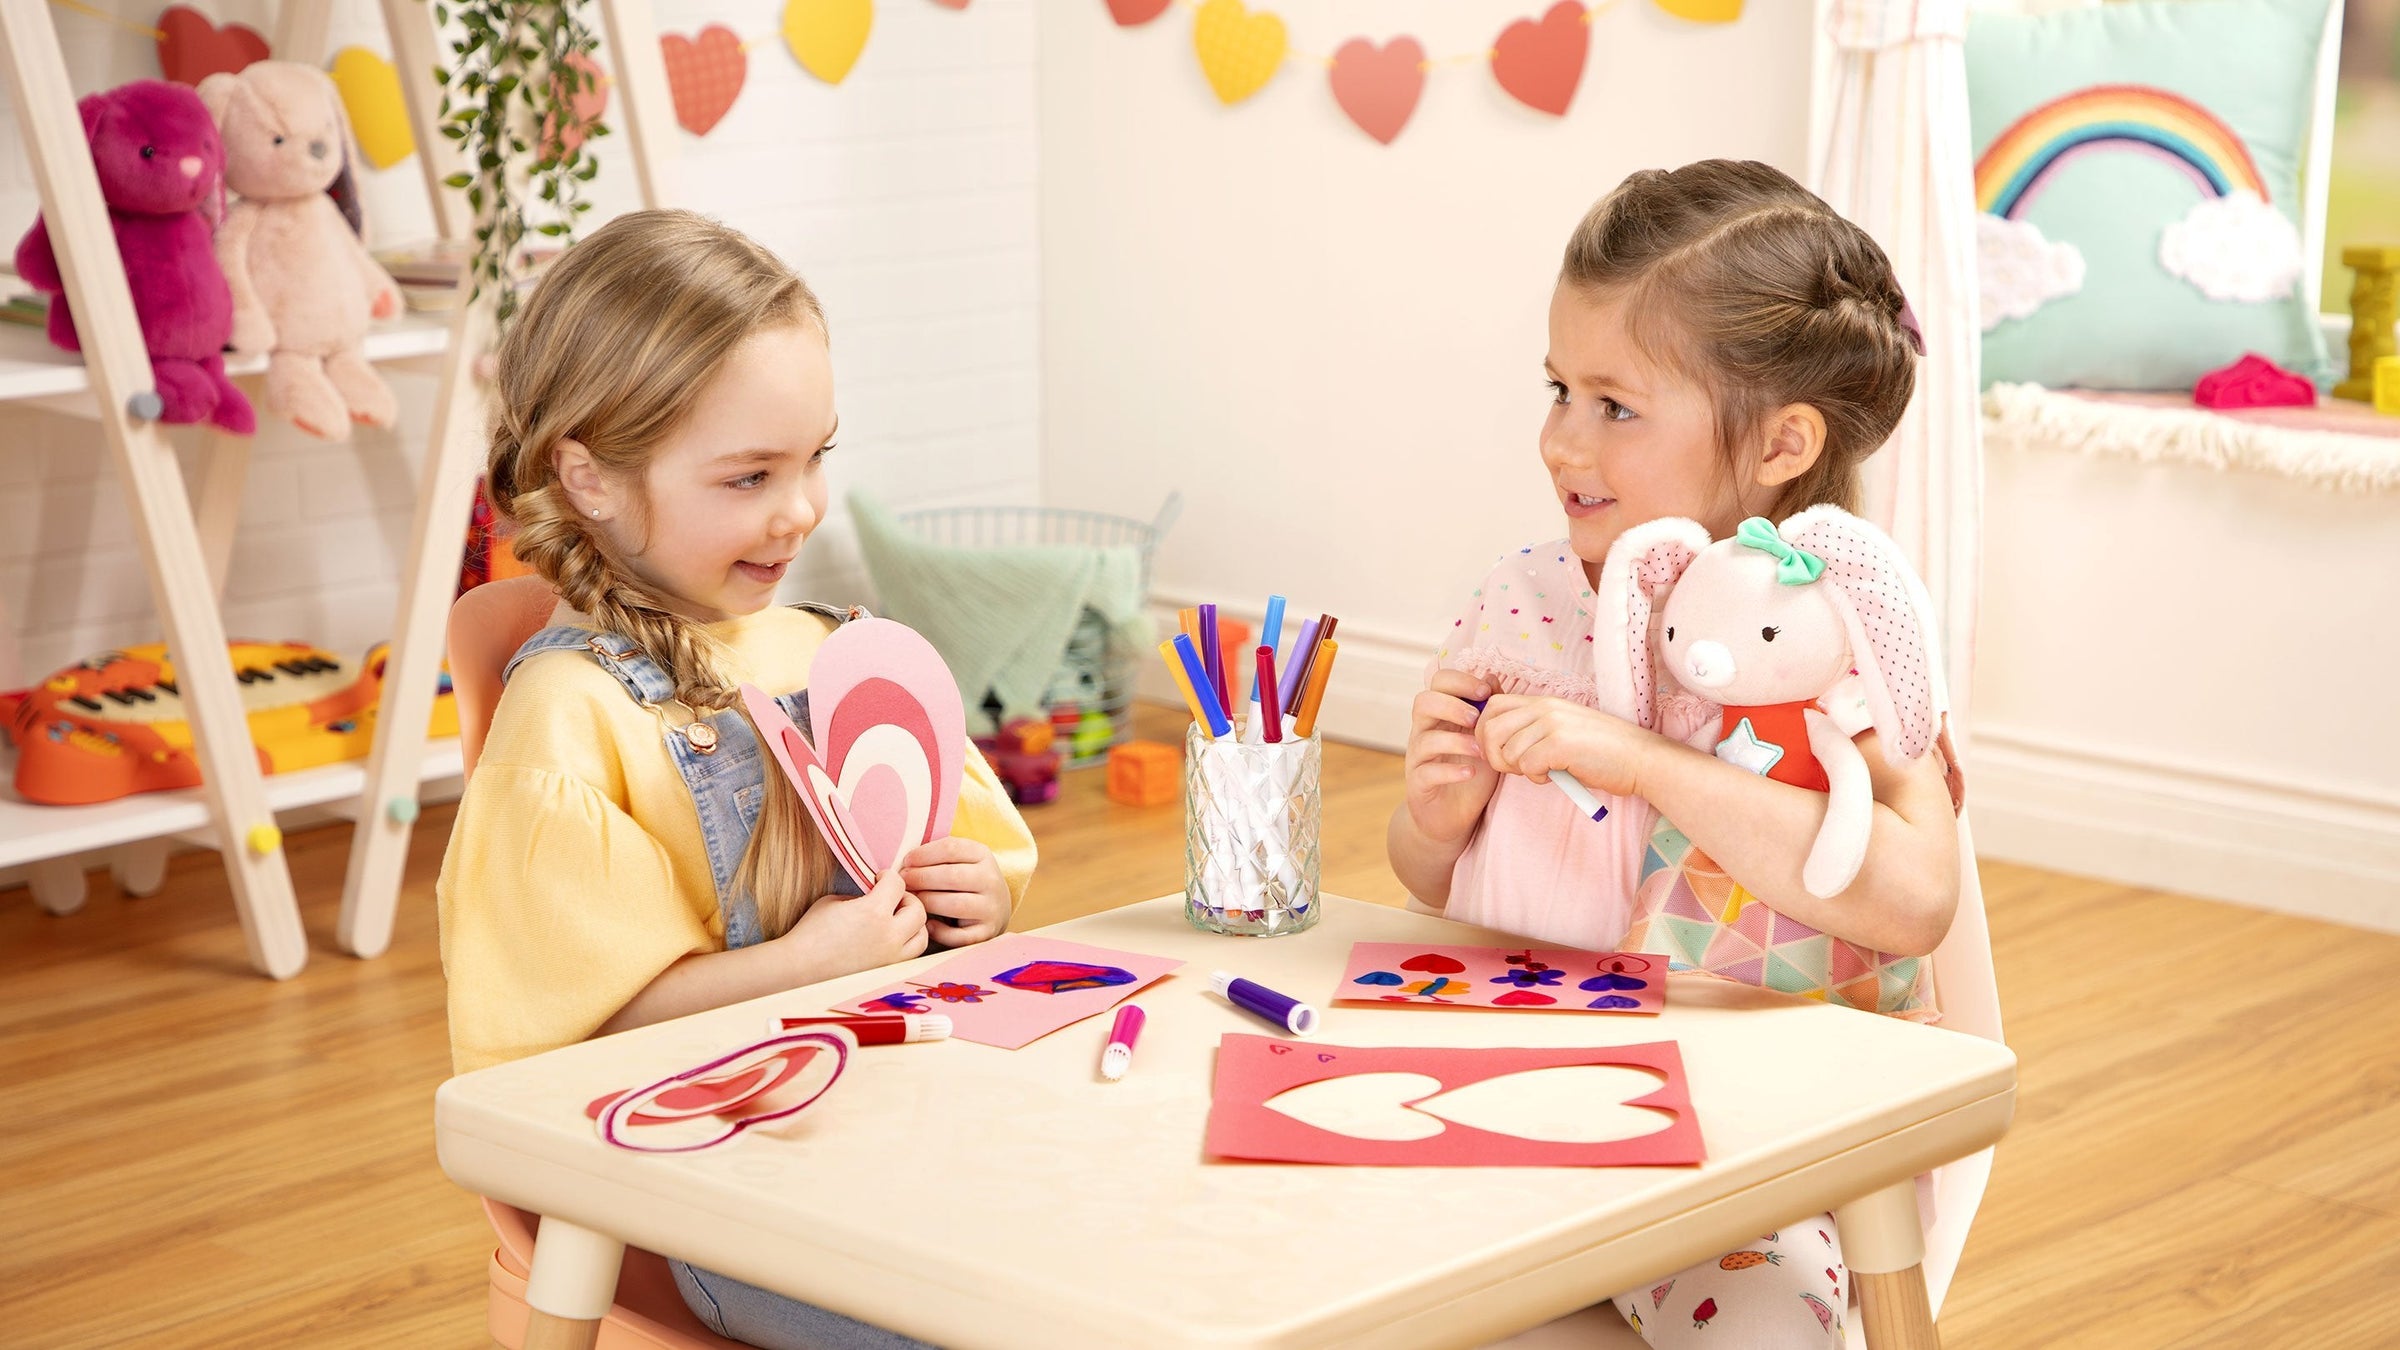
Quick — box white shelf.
[0,309,453,408]
[0,735,462,869]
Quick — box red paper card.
[1337,943,1665,1014]
[1206,1035,1703,1167]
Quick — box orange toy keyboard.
[1,640,459,806]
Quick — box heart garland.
[1112,0,1744,144]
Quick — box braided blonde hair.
[1561,160,1920,521]
[486,208,834,936]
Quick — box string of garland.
[432,0,608,330]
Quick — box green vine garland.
[431,0,608,329]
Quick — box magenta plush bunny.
[13,80,253,434]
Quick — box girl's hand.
[785,869,930,978]
[1474,695,1661,799]
[1404,670,1502,845]
[900,836,1010,948]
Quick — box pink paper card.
[832,935,1183,1049]
[1337,943,1665,1014]
[1205,1034,1703,1167]
[583,1029,853,1153]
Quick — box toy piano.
[0,640,457,806]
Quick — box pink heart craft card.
[834,934,1182,1049]
[586,1028,853,1153]
[1338,944,1665,1014]
[1205,1035,1702,1167]
[740,617,967,892]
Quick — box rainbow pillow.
[1967,0,2335,391]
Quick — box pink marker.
[1099,1004,1146,1082]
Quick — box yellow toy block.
[2377,356,2400,417]
[1107,740,1182,808]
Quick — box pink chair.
[451,576,741,1350]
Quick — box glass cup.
[1183,719,1322,936]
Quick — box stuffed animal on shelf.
[1601,506,1940,899]
[198,60,402,441]
[12,80,253,433]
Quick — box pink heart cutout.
[836,761,912,874]
[1491,1,1588,117]
[1329,37,1424,145]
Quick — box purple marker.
[1210,970,1319,1036]
[1465,695,1607,823]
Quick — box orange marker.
[1179,608,1201,646]
[1293,639,1338,738]
[1158,639,1217,741]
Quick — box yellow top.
[438,606,1037,1074]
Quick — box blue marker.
[1173,633,1232,738]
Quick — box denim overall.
[502,606,932,1350]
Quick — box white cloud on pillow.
[1977,213,2086,332]
[2158,191,2304,303]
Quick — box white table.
[436,895,2015,1349]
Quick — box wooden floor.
[3,702,2395,1349]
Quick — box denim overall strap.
[500,606,869,951]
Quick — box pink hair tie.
[1896,294,1925,356]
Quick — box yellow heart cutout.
[328,47,413,169]
[1191,0,1285,106]
[1652,0,1744,22]
[784,0,873,86]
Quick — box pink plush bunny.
[12,80,253,433]
[1596,505,1940,898]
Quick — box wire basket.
[890,496,1180,769]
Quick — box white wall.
[1972,438,2400,931]
[1037,0,1817,750]
[0,0,1039,688]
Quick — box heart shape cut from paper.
[1582,972,1649,992]
[1191,0,1286,106]
[544,52,612,157]
[739,618,966,891]
[1207,1035,1703,1167]
[662,26,747,136]
[1353,970,1404,987]
[155,5,268,86]
[595,1030,851,1152]
[1491,1,1589,117]
[1262,1066,1677,1144]
[1105,0,1174,24]
[784,0,873,85]
[1588,994,1643,1010]
[329,47,413,169]
[1400,953,1467,974]
[1328,36,1424,145]
[1492,990,1558,1007]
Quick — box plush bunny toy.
[1596,505,1940,899]
[198,60,401,441]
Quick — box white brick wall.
[0,0,1040,687]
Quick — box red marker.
[772,1013,952,1045]
[1256,646,1283,743]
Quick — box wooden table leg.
[521,1216,622,1350]
[1835,1179,1939,1350]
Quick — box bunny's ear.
[1591,517,1710,730]
[1784,505,1937,765]
[319,70,365,237]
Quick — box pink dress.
[1427,542,1712,950]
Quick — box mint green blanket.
[848,492,1153,735]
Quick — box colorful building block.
[1106,740,1181,807]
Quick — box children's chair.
[451,577,742,1349]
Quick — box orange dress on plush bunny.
[198,60,402,441]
